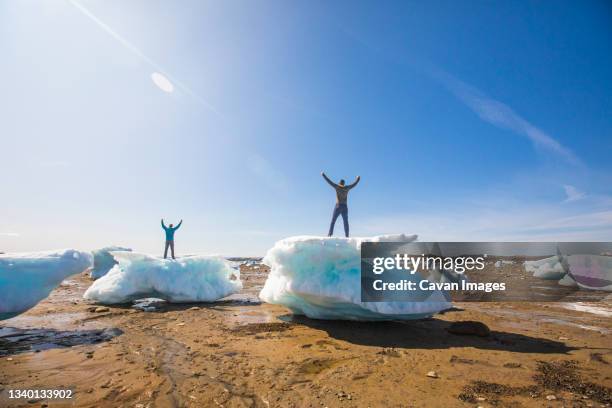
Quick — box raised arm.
[347,175,361,189]
[161,219,167,229]
[321,172,338,188]
[174,220,183,230]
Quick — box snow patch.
[84,252,242,304]
[259,235,451,321]
[0,249,93,320]
[561,302,612,318]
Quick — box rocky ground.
[0,262,611,408]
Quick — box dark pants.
[328,203,349,237]
[164,240,175,259]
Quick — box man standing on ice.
[161,219,182,259]
[321,172,360,237]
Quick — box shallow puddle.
[0,327,123,356]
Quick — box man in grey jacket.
[321,172,360,237]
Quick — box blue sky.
[1,0,611,255]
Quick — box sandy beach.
[1,262,611,408]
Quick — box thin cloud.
[69,0,220,116]
[429,68,580,165]
[325,26,580,165]
[563,185,586,202]
[359,205,612,242]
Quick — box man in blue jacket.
[161,219,182,259]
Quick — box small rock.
[6,358,13,361]
[447,321,490,337]
[546,395,557,401]
[94,306,110,313]
[426,371,439,378]
[476,397,486,402]
[177,323,186,326]
[188,306,200,311]
[558,336,569,340]
[503,362,522,368]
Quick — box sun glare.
[151,72,174,93]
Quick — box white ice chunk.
[566,254,612,292]
[558,273,578,287]
[90,246,132,280]
[83,252,242,304]
[259,235,451,321]
[525,256,566,280]
[0,249,93,320]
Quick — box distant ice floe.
[0,249,93,320]
[84,252,242,304]
[526,255,612,292]
[259,234,451,321]
[90,246,132,280]
[524,256,566,280]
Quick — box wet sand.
[1,263,611,408]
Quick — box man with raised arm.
[161,219,182,259]
[321,172,360,237]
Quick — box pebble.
[94,306,110,313]
[188,307,200,311]
[546,395,557,401]
[447,321,490,337]
[426,371,439,378]
[6,358,13,361]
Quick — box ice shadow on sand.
[284,315,577,354]
[0,327,123,357]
